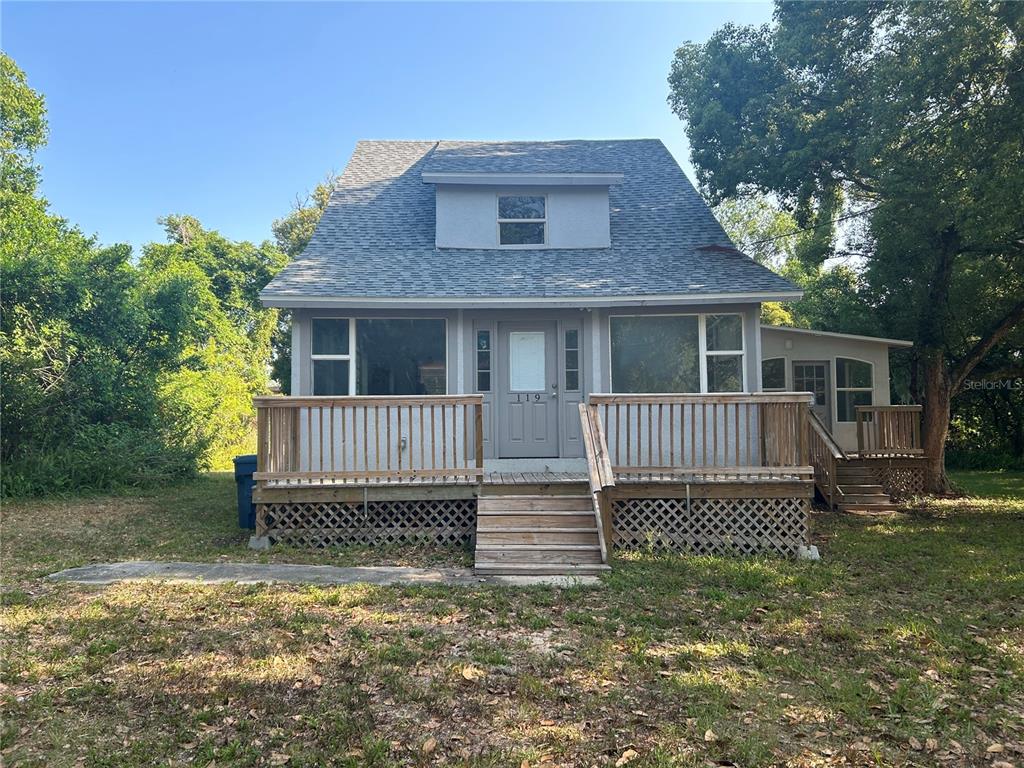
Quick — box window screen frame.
[835,356,874,422]
[761,356,787,392]
[703,314,746,393]
[496,194,547,248]
[310,317,355,395]
[608,312,747,394]
[309,316,449,396]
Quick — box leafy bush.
[1,424,203,497]
[945,448,1024,472]
[0,55,283,496]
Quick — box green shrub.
[945,447,1024,472]
[1,424,203,498]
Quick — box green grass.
[949,468,1024,499]
[0,473,472,583]
[1,473,1022,767]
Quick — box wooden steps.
[834,466,898,513]
[475,495,609,576]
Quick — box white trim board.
[762,324,913,348]
[263,291,804,310]
[422,172,624,186]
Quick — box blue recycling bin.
[233,454,258,529]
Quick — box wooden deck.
[252,393,822,569]
[258,468,811,493]
[808,405,928,509]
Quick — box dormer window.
[498,195,546,246]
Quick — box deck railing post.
[799,402,809,467]
[474,402,484,473]
[255,403,267,485]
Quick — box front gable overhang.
[260,289,804,310]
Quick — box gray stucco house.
[254,139,926,570]
[262,139,840,459]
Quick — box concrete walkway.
[47,561,601,588]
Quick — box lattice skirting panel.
[613,496,809,556]
[867,465,926,501]
[256,500,476,548]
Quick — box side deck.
[807,405,929,511]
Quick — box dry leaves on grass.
[615,748,639,766]
[460,664,485,681]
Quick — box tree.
[141,217,287,467]
[0,53,46,194]
[713,196,800,270]
[669,2,1024,491]
[714,195,877,332]
[268,174,336,392]
[1,54,287,493]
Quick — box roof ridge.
[435,138,662,144]
[346,138,664,145]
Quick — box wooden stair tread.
[478,526,598,533]
[476,544,600,551]
[477,510,594,516]
[479,495,593,501]
[475,493,606,575]
[474,563,610,575]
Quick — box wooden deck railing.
[578,403,615,563]
[856,405,923,457]
[253,395,484,486]
[586,393,814,478]
[806,409,847,507]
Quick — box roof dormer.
[424,172,621,250]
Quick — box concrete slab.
[46,561,602,588]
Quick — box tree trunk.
[916,228,958,495]
[921,350,952,493]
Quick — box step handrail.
[806,409,847,508]
[578,403,615,564]
[808,410,847,461]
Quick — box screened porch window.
[610,314,745,393]
[761,357,786,391]
[311,318,352,395]
[310,318,447,396]
[610,316,700,392]
[705,314,744,392]
[356,319,446,395]
[836,358,873,422]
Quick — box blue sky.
[4,2,772,253]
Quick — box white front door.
[496,321,560,457]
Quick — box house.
[760,325,915,454]
[255,139,926,573]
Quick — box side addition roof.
[261,139,801,307]
[762,325,914,348]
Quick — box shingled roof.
[260,139,800,305]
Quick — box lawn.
[1,474,1022,767]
